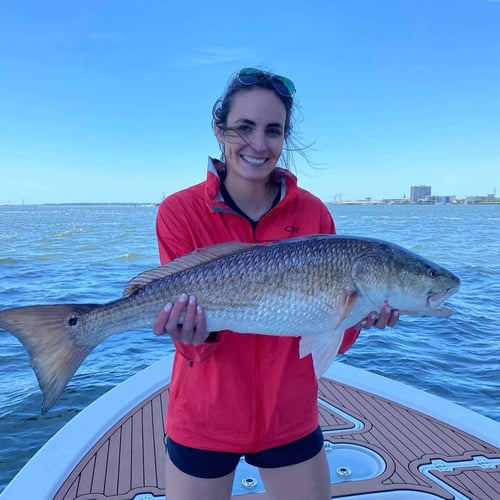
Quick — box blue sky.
[1,0,499,204]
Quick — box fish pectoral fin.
[334,290,359,329]
[299,332,343,378]
[298,335,315,359]
[123,241,259,297]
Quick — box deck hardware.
[420,456,500,500]
[324,441,334,452]
[475,456,497,469]
[242,477,258,489]
[433,459,453,472]
[336,466,352,477]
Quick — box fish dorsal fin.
[123,241,258,297]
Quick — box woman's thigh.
[165,450,235,500]
[258,447,331,500]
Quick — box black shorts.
[166,427,324,479]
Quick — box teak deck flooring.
[54,378,500,500]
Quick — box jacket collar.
[205,157,299,209]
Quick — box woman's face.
[217,87,286,183]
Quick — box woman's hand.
[357,305,400,330]
[153,294,210,346]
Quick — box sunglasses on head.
[237,68,296,98]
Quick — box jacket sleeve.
[156,196,197,264]
[156,197,220,362]
[319,204,336,235]
[338,327,361,354]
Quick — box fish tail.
[0,304,99,413]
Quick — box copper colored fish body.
[0,235,460,413]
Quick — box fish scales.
[0,235,460,413]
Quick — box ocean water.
[0,203,499,492]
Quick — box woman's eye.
[266,128,282,137]
[237,125,252,134]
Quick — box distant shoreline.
[0,202,160,207]
[1,201,499,207]
[325,200,500,206]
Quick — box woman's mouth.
[241,155,267,165]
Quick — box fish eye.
[427,268,438,278]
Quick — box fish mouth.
[427,287,457,306]
[426,287,458,316]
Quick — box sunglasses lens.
[238,68,262,85]
[272,75,296,97]
[237,68,296,97]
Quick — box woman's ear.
[214,123,224,144]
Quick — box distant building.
[410,185,431,203]
[427,195,456,204]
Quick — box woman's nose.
[248,130,267,152]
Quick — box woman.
[153,68,398,500]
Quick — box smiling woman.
[212,68,296,167]
[151,68,399,500]
[214,88,286,219]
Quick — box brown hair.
[212,69,298,168]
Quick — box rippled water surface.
[0,203,499,492]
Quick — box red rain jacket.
[156,158,360,452]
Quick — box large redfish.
[0,235,460,413]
